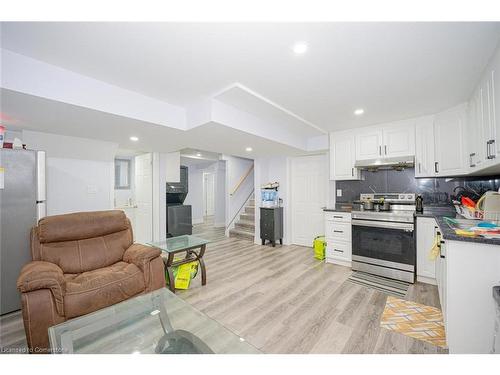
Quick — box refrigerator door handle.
[36,151,46,202]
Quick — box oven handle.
[352,219,414,231]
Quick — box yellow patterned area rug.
[380,296,447,348]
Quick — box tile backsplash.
[335,168,500,206]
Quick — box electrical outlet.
[336,189,342,197]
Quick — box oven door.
[351,219,415,267]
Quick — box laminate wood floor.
[192,216,226,243]
[0,237,447,354]
[179,237,447,354]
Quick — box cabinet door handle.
[379,146,382,156]
[487,139,496,159]
[418,162,421,174]
[384,145,387,155]
[469,153,476,168]
[434,161,439,174]
[333,216,343,219]
[333,249,344,253]
[333,230,344,233]
[351,167,354,177]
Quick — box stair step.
[229,228,254,241]
[240,213,255,221]
[235,220,255,230]
[244,206,255,214]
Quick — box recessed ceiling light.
[354,109,365,116]
[196,152,202,157]
[245,147,253,152]
[129,136,139,141]
[292,42,308,55]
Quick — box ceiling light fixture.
[245,147,253,152]
[292,42,308,55]
[354,108,365,116]
[129,136,139,141]
[196,152,202,157]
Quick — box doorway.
[203,172,215,217]
[290,154,328,246]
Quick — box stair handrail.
[230,164,254,196]
[226,189,255,230]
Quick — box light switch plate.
[336,189,342,197]
[87,185,98,194]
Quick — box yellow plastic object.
[454,229,477,237]
[428,235,440,261]
[313,236,326,260]
[169,261,199,290]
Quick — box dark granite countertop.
[323,203,359,213]
[415,206,500,245]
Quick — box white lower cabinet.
[433,223,500,353]
[416,217,437,283]
[324,211,352,266]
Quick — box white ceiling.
[2,22,500,131]
[0,88,303,158]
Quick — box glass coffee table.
[148,235,210,293]
[48,288,260,354]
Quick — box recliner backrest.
[31,210,134,274]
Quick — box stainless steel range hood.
[354,156,415,171]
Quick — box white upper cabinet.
[355,121,415,161]
[415,115,435,177]
[434,104,468,176]
[467,87,486,170]
[330,132,361,180]
[382,120,415,158]
[355,129,383,160]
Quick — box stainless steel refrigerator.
[0,149,46,315]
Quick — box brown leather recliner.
[16,210,165,353]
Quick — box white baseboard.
[416,275,437,285]
[214,221,225,228]
[192,218,204,225]
[325,258,352,268]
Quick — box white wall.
[183,158,226,227]
[184,164,205,224]
[21,130,118,216]
[214,161,226,227]
[224,155,254,230]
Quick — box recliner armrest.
[123,243,162,271]
[17,261,66,315]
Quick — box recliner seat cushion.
[64,261,145,319]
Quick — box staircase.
[229,196,255,241]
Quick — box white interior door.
[291,154,327,246]
[203,172,215,216]
[134,153,153,244]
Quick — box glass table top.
[48,288,260,354]
[148,235,210,253]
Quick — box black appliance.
[166,166,192,237]
[351,193,416,283]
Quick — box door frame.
[289,153,329,246]
[202,172,215,217]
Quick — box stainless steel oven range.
[351,193,416,283]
